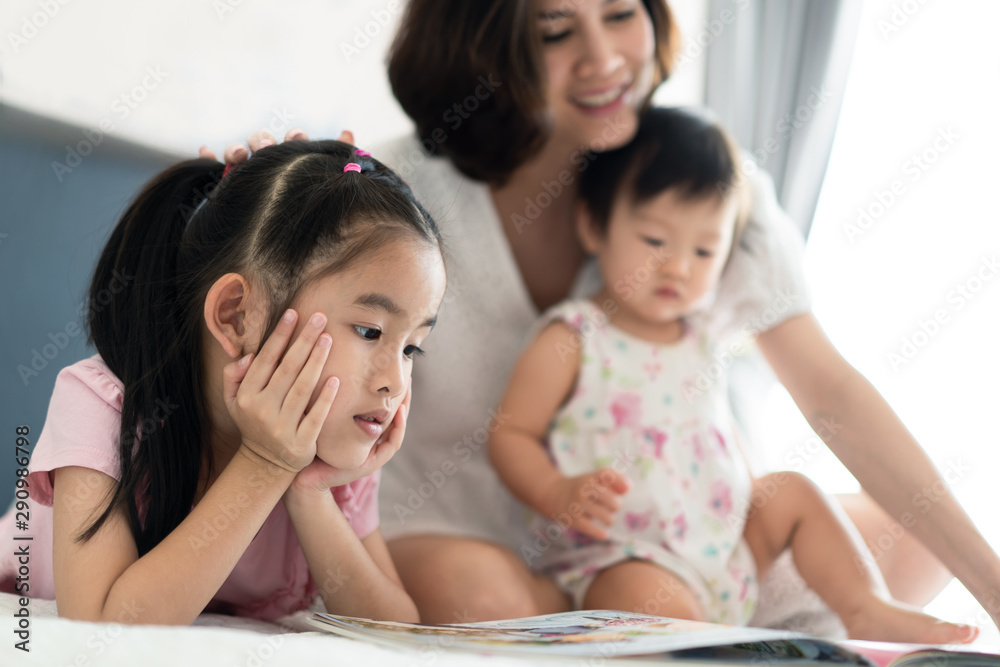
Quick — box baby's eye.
[403,345,425,359]
[696,249,714,258]
[354,325,381,341]
[642,236,664,247]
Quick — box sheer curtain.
[704,0,865,236]
[698,0,864,468]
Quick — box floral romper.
[524,299,758,624]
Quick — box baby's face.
[285,237,447,471]
[595,188,737,326]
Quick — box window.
[759,0,1000,630]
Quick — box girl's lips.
[655,287,680,299]
[354,416,385,439]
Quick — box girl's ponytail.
[79,141,441,557]
[83,159,223,552]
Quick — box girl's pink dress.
[0,355,381,621]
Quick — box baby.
[489,107,976,644]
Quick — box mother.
[220,0,1000,632]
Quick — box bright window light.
[759,0,1000,633]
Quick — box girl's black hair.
[82,140,441,555]
[579,106,746,235]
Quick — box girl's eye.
[696,249,714,258]
[354,325,381,341]
[642,236,664,247]
[403,345,425,359]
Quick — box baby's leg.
[583,560,706,620]
[743,472,977,644]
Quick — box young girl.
[0,139,447,625]
[489,107,977,643]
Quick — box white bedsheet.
[0,592,584,667]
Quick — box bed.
[0,591,566,666]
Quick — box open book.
[309,609,1000,665]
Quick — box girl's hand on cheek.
[223,309,339,473]
[286,386,411,499]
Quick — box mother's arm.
[757,312,1000,628]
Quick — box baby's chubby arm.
[489,322,630,541]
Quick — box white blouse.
[371,133,812,552]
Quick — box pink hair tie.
[343,163,361,173]
[354,149,371,157]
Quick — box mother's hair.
[388,0,680,185]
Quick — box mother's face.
[538,0,656,153]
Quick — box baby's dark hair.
[82,140,441,555]
[579,106,749,240]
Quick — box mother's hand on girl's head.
[198,129,356,165]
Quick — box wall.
[0,104,174,506]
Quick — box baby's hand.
[223,309,339,473]
[539,469,631,541]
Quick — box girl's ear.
[204,273,254,359]
[575,201,604,255]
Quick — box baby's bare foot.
[843,599,978,645]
